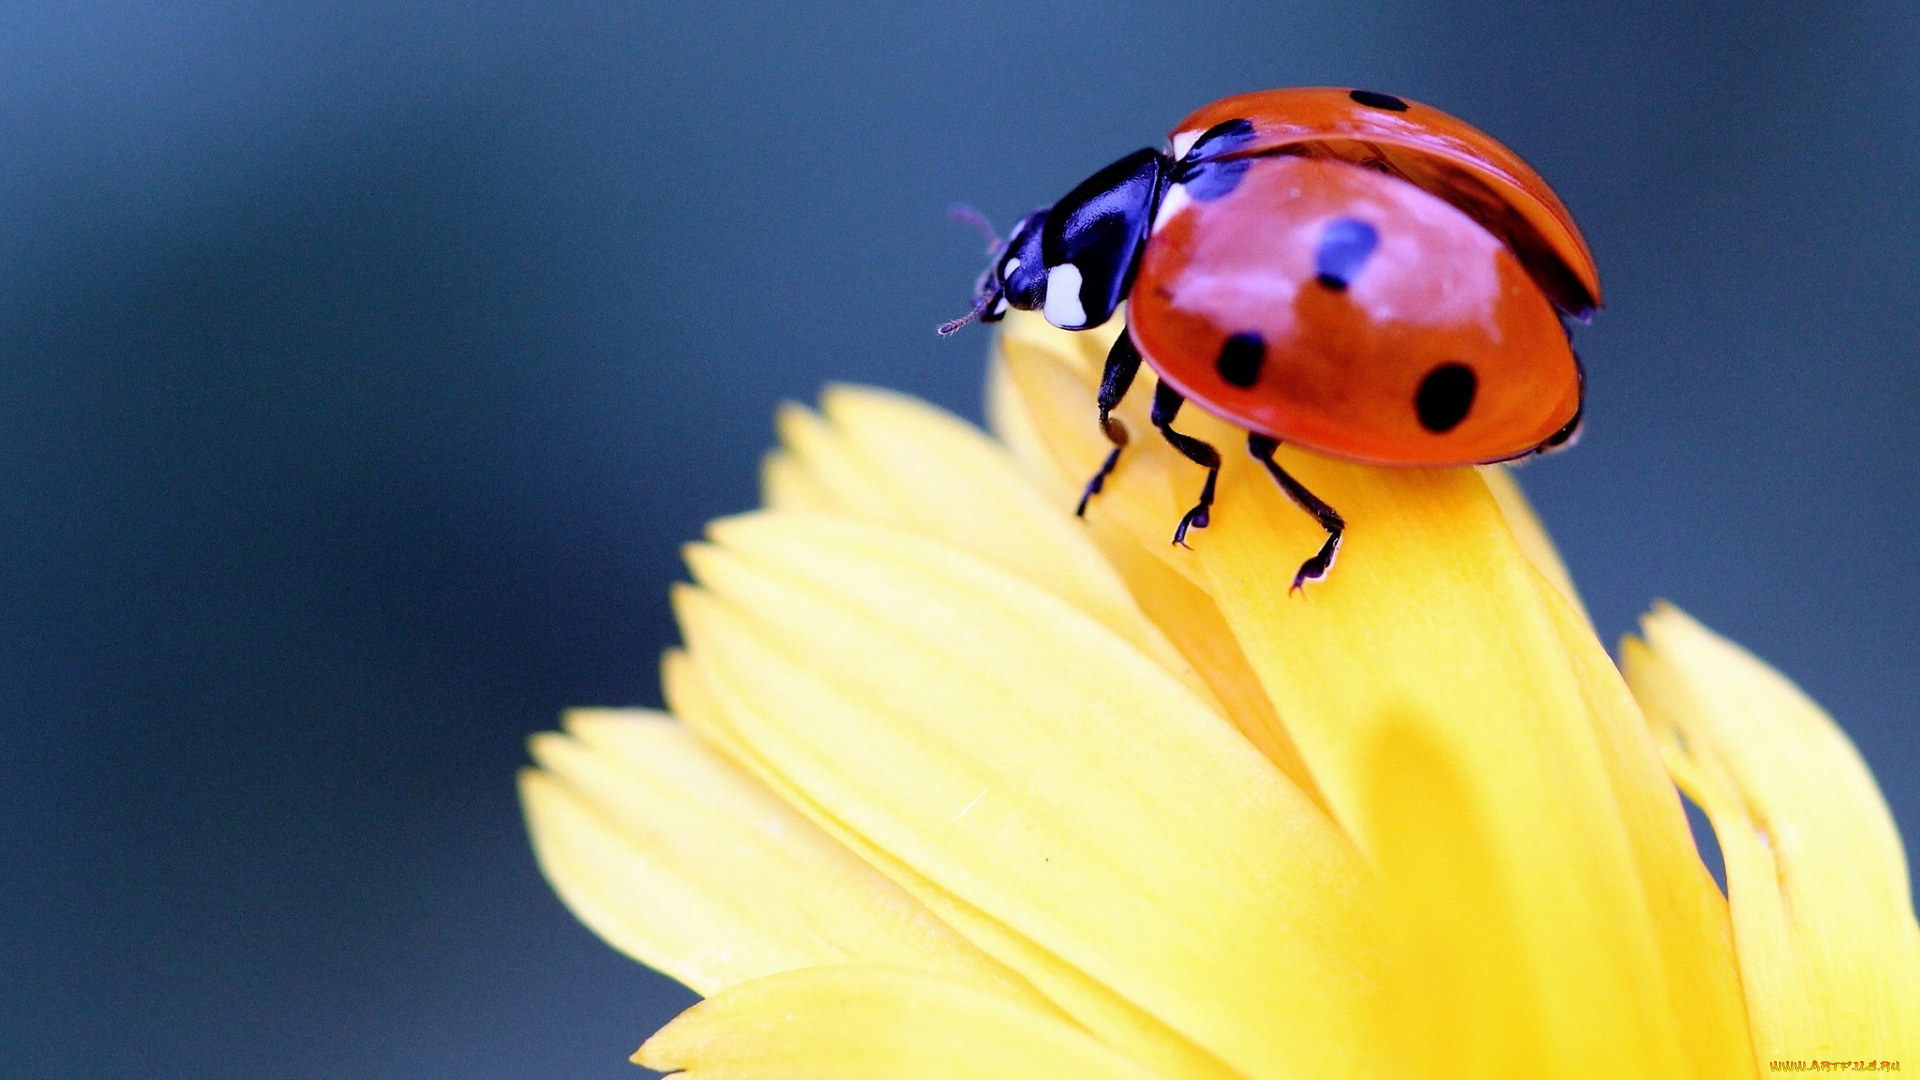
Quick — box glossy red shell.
[1130,154,1582,466]
[1171,87,1600,318]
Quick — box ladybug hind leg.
[1075,330,1143,516]
[1148,382,1221,547]
[1247,434,1345,592]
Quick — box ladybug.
[943,87,1598,589]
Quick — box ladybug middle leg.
[1149,381,1221,547]
[1075,329,1143,517]
[1247,433,1346,592]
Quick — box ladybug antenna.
[937,288,998,336]
[948,203,1001,255]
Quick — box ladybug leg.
[1247,434,1346,592]
[1149,382,1221,547]
[1075,329,1143,516]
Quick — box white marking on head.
[992,296,1009,315]
[1001,256,1021,279]
[1170,128,1204,160]
[1152,183,1193,234]
[1043,263,1088,328]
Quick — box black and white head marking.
[992,209,1051,317]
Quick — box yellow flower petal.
[993,313,1206,592]
[1359,569,1757,1080]
[775,380,1317,802]
[535,311,1919,1080]
[1471,473,1740,1067]
[985,347,1077,503]
[760,447,837,512]
[677,510,1377,1080]
[1624,603,1920,1063]
[521,709,1041,1005]
[636,965,1171,1080]
[763,386,1209,707]
[662,644,1239,1080]
[1536,582,1755,1079]
[1074,508,1326,806]
[1477,464,1591,626]
[985,320,1317,795]
[1190,455,1689,1077]
[991,313,1729,1074]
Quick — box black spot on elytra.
[1172,119,1259,202]
[1314,217,1379,290]
[1182,158,1250,201]
[1416,363,1476,432]
[1216,332,1266,388]
[1350,89,1409,111]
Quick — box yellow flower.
[520,311,1920,1080]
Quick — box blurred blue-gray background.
[2,2,1914,1077]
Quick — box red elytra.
[1132,154,1582,465]
[1170,88,1599,320]
[1138,88,1594,466]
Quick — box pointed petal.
[1536,583,1755,1078]
[676,511,1378,1080]
[636,966,1172,1080]
[521,710,1044,1006]
[761,449,836,512]
[1194,452,1688,1077]
[1477,465,1591,626]
[520,764,785,996]
[771,400,904,523]
[1624,604,1920,1063]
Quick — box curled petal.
[1624,604,1920,1063]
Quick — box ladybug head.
[942,144,1173,336]
[938,208,1049,336]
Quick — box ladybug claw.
[1172,505,1210,547]
[1287,535,1342,595]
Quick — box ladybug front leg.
[1075,329,1143,516]
[1149,382,1221,547]
[1247,434,1346,592]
